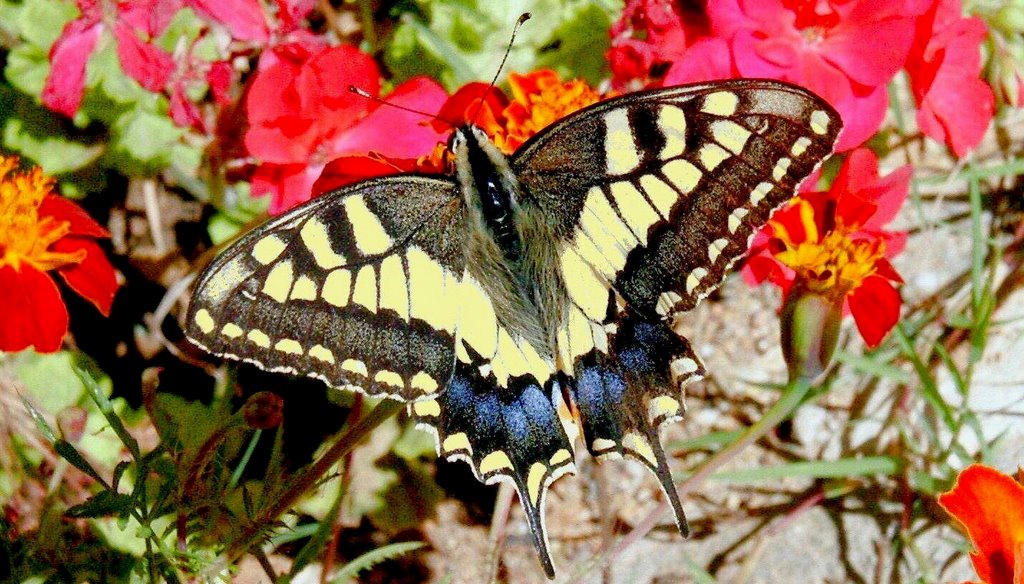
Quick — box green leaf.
[107,108,184,174]
[5,42,53,97]
[329,541,425,584]
[17,0,79,49]
[54,439,107,485]
[709,456,902,483]
[66,491,134,518]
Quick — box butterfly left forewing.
[187,175,467,401]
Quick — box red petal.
[41,19,103,117]
[848,274,901,348]
[206,60,233,105]
[187,0,269,42]
[435,82,508,132]
[38,194,108,238]
[939,464,1024,584]
[312,154,411,195]
[250,162,324,214]
[113,22,175,91]
[52,238,118,315]
[0,264,69,353]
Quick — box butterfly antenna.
[348,86,459,129]
[468,12,531,125]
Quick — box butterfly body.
[186,79,841,577]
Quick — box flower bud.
[780,286,843,382]
[242,391,284,430]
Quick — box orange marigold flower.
[939,464,1024,584]
[745,148,910,349]
[0,155,118,353]
[487,70,603,153]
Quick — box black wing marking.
[186,176,467,401]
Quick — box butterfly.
[186,78,840,577]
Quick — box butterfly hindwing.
[187,176,467,401]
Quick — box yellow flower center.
[488,71,602,153]
[771,198,886,297]
[0,156,84,272]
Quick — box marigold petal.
[53,237,118,316]
[939,464,1024,584]
[848,274,900,348]
[0,264,69,353]
[37,194,108,238]
[434,82,508,133]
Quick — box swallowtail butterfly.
[186,78,840,576]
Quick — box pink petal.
[53,237,119,316]
[169,81,205,130]
[830,83,889,152]
[113,22,175,92]
[206,60,234,105]
[186,0,269,42]
[0,264,69,353]
[116,0,184,37]
[328,76,448,159]
[41,19,103,117]
[663,38,735,85]
[275,0,316,33]
[822,9,916,87]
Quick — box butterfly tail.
[571,311,705,538]
[412,359,576,578]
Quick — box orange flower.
[0,155,118,352]
[939,464,1024,584]
[486,70,602,153]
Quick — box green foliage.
[385,0,617,89]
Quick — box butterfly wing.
[513,79,841,531]
[186,175,467,401]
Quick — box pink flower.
[697,0,920,151]
[906,0,994,156]
[244,41,448,212]
[43,0,178,117]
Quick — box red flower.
[313,70,605,196]
[607,0,709,90]
[0,155,118,353]
[692,0,920,152]
[745,149,910,348]
[939,464,1024,584]
[906,0,994,157]
[243,39,450,212]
